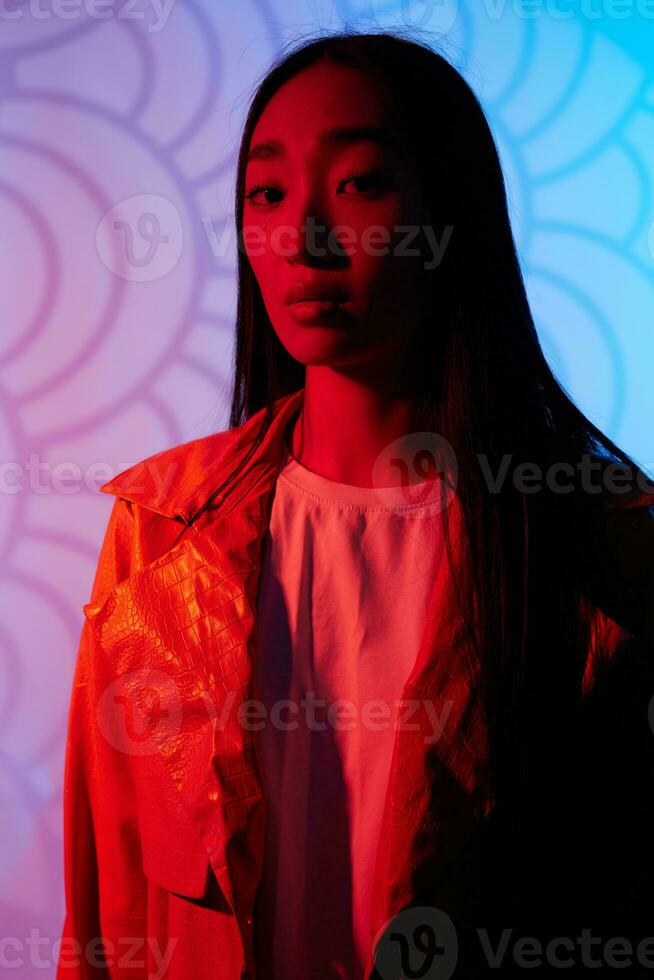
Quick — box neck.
[289,360,427,488]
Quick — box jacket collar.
[97,388,306,525]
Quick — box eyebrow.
[246,124,398,163]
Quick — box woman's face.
[242,59,432,372]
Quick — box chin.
[280,338,360,367]
[273,318,362,366]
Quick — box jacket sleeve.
[57,496,146,978]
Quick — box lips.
[284,282,349,304]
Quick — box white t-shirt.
[252,445,443,980]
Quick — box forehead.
[248,61,401,157]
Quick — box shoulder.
[85,496,189,613]
[85,426,241,613]
[97,425,243,523]
[94,389,303,528]
[591,462,654,643]
[82,393,294,614]
[596,459,654,596]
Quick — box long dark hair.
[189,28,651,923]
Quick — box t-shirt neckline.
[277,444,441,513]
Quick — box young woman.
[58,30,654,980]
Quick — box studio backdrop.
[1,2,653,976]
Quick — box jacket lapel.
[84,388,305,917]
[365,500,493,972]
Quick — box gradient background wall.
[2,1,654,975]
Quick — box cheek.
[243,214,278,269]
[243,221,307,298]
[350,229,423,301]
[344,197,425,269]
[244,240,278,301]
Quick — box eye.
[243,170,390,208]
[338,170,388,195]
[244,183,283,207]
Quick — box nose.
[283,187,348,270]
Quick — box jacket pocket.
[132,753,214,900]
[140,824,212,899]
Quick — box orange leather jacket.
[56,386,654,980]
